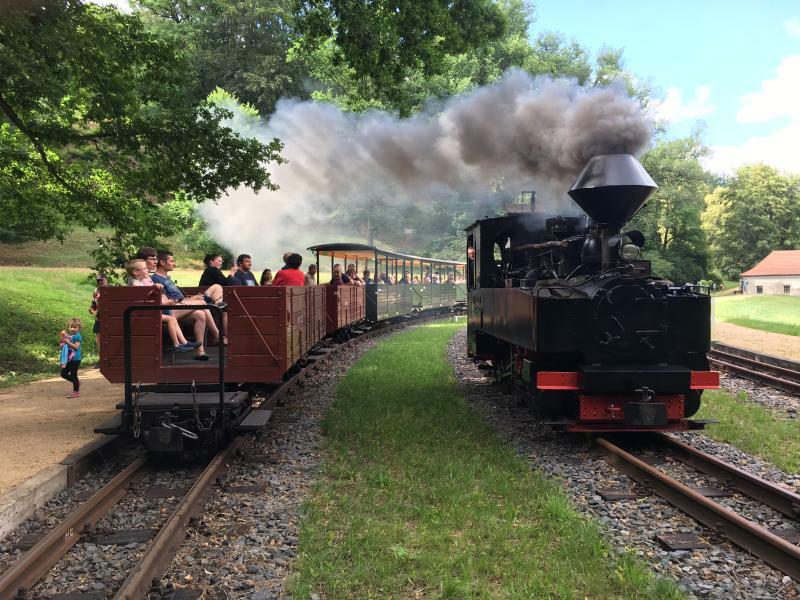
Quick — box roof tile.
[741,250,800,277]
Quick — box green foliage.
[295,0,506,108]
[161,197,233,263]
[135,0,309,116]
[702,164,800,279]
[629,135,711,284]
[291,323,680,598]
[0,1,282,274]
[297,1,641,117]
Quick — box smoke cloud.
[201,70,652,267]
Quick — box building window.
[785,285,791,294]
[756,286,763,294]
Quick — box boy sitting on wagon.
[151,251,225,360]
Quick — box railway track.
[597,433,800,581]
[708,342,800,395]
[0,309,461,599]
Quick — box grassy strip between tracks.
[714,295,800,337]
[291,322,681,599]
[697,389,800,473]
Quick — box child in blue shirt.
[60,318,83,398]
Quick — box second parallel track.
[597,434,800,581]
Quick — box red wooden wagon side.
[99,285,327,385]
[324,285,366,335]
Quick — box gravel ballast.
[0,322,405,598]
[162,329,394,598]
[448,327,800,600]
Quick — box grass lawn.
[0,268,99,388]
[714,294,800,336]
[696,389,800,473]
[711,281,739,297]
[0,227,203,269]
[291,323,680,599]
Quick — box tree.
[0,1,282,273]
[295,0,652,257]
[135,0,309,116]
[702,164,800,279]
[294,0,507,114]
[628,135,711,284]
[296,0,649,117]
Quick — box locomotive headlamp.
[620,243,640,261]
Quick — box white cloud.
[783,17,800,38]
[703,55,800,175]
[737,55,800,123]
[651,85,715,122]
[702,120,800,175]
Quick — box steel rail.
[116,434,250,599]
[3,308,460,599]
[596,437,800,581]
[657,433,800,519]
[709,347,800,382]
[0,456,149,600]
[115,309,458,596]
[708,349,800,395]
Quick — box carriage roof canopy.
[307,243,465,268]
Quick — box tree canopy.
[135,0,309,115]
[295,0,507,104]
[0,0,282,271]
[629,135,711,284]
[298,1,639,116]
[702,165,800,279]
[2,0,772,283]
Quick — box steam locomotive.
[466,154,719,431]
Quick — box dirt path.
[713,321,800,361]
[0,368,120,495]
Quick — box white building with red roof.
[740,250,800,295]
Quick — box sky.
[93,0,799,175]
[533,0,800,174]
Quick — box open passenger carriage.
[307,243,467,320]
[96,244,466,452]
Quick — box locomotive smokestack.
[568,154,657,229]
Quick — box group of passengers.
[332,265,456,286]
[199,251,308,288]
[124,247,225,360]
[116,247,460,360]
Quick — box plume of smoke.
[201,70,652,268]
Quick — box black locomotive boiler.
[466,154,719,432]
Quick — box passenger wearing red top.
[272,253,306,286]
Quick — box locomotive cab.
[466,154,719,432]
